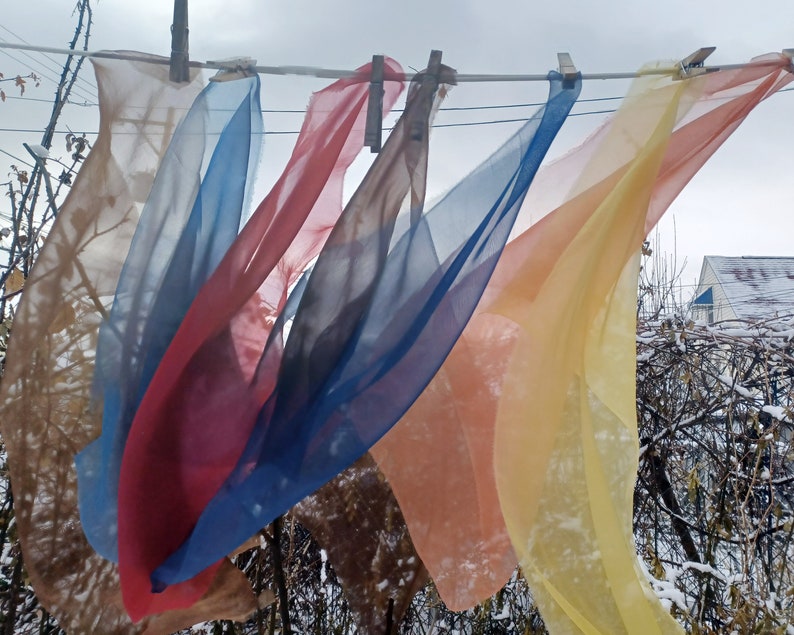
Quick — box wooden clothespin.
[557,52,578,89]
[169,0,190,83]
[410,49,443,142]
[364,54,385,153]
[676,46,716,80]
[208,57,258,82]
[425,49,444,85]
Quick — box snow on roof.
[704,256,794,321]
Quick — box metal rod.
[0,41,790,83]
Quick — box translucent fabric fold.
[76,74,262,562]
[0,57,257,633]
[493,72,688,634]
[493,56,792,635]
[117,60,406,620]
[372,53,793,624]
[371,314,520,612]
[365,72,580,607]
[135,66,455,601]
[293,454,429,634]
[285,71,579,631]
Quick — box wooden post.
[170,0,189,82]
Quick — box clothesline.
[1,41,791,82]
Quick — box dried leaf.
[257,589,275,609]
[687,467,701,505]
[4,268,24,294]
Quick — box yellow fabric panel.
[492,70,688,634]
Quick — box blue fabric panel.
[153,73,580,586]
[75,75,262,562]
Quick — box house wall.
[692,259,738,323]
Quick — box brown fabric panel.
[0,56,256,632]
[293,454,428,634]
[143,561,257,635]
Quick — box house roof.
[702,256,794,321]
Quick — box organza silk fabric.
[133,66,454,604]
[293,455,429,634]
[290,70,580,628]
[0,57,257,633]
[76,74,263,563]
[117,60,406,619]
[364,71,579,607]
[372,54,793,628]
[495,56,791,635]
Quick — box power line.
[4,82,794,136]
[0,83,790,138]
[0,94,622,113]
[0,45,98,106]
[0,46,789,140]
[2,77,791,117]
[438,95,624,111]
[0,94,95,107]
[0,25,99,91]
[0,42,98,105]
[0,87,790,136]
[0,26,98,98]
[0,105,620,138]
[430,108,618,129]
[0,147,34,168]
[0,47,66,89]
[4,83,790,118]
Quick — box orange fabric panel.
[374,55,792,628]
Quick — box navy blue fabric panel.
[152,73,580,586]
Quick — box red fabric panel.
[117,61,404,620]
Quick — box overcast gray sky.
[2,0,793,291]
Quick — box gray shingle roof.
[704,256,794,320]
